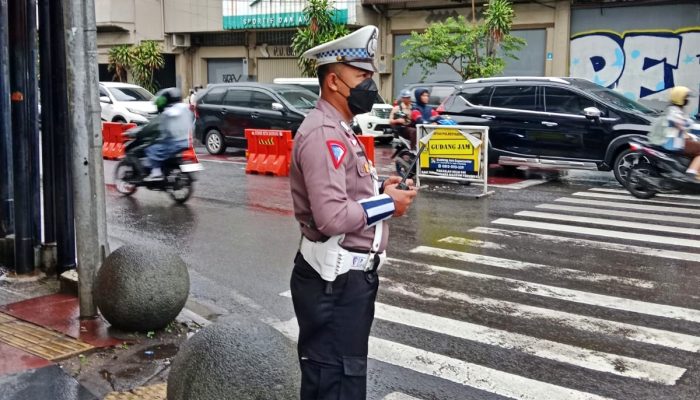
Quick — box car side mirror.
[271,102,285,112]
[99,96,112,104]
[583,107,602,120]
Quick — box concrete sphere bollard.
[94,245,189,332]
[167,316,300,400]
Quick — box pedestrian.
[289,25,418,400]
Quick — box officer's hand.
[383,176,414,189]
[384,183,417,217]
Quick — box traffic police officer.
[289,26,418,399]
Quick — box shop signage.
[223,0,352,30]
[419,127,481,176]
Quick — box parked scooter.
[113,120,203,204]
[624,137,700,199]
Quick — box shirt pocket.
[355,157,371,177]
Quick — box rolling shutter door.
[257,58,304,83]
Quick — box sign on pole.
[415,124,494,198]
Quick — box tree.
[397,0,525,81]
[291,0,348,77]
[107,41,165,93]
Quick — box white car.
[272,77,393,141]
[99,82,158,125]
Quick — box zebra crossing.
[279,187,700,399]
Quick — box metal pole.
[0,0,14,238]
[63,0,110,317]
[26,0,41,247]
[51,0,76,274]
[8,0,35,274]
[39,0,56,244]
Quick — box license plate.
[180,163,204,172]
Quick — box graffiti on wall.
[570,28,700,115]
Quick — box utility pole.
[63,0,110,317]
[0,0,14,240]
[9,0,37,275]
[51,0,77,274]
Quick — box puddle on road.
[137,343,179,360]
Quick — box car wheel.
[613,148,647,186]
[112,116,126,123]
[205,130,226,155]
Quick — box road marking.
[535,204,700,226]
[383,393,422,400]
[410,246,654,288]
[437,237,505,250]
[492,218,700,249]
[466,228,700,263]
[375,303,684,384]
[555,197,700,215]
[572,192,700,208]
[515,211,700,236]
[273,318,614,400]
[386,258,700,324]
[590,187,700,201]
[489,179,547,190]
[381,278,700,353]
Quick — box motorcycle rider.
[144,87,193,181]
[389,89,417,148]
[648,86,700,180]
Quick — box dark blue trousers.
[290,252,379,400]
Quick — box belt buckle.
[364,253,379,273]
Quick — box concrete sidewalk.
[0,272,202,400]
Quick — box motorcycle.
[113,119,203,204]
[623,137,700,199]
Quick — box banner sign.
[223,0,353,30]
[416,124,493,198]
[419,127,481,177]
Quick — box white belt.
[299,236,386,282]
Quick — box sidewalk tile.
[0,341,52,375]
[0,293,121,348]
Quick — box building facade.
[95,0,700,113]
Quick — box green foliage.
[397,0,525,81]
[107,41,165,93]
[107,45,133,83]
[291,0,349,77]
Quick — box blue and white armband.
[358,194,395,227]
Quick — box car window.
[430,86,457,104]
[545,87,597,115]
[201,87,226,105]
[223,89,252,107]
[277,89,319,110]
[107,87,153,102]
[460,86,492,106]
[99,87,109,98]
[250,91,276,109]
[490,85,538,111]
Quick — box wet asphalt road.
[104,147,700,400]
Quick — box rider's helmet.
[399,89,412,99]
[154,87,182,113]
[669,86,691,107]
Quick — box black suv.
[439,77,658,184]
[194,83,318,154]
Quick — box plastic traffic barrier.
[245,129,293,176]
[356,135,375,165]
[102,122,136,160]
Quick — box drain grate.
[0,312,94,360]
[104,383,167,400]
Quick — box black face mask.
[338,76,378,116]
